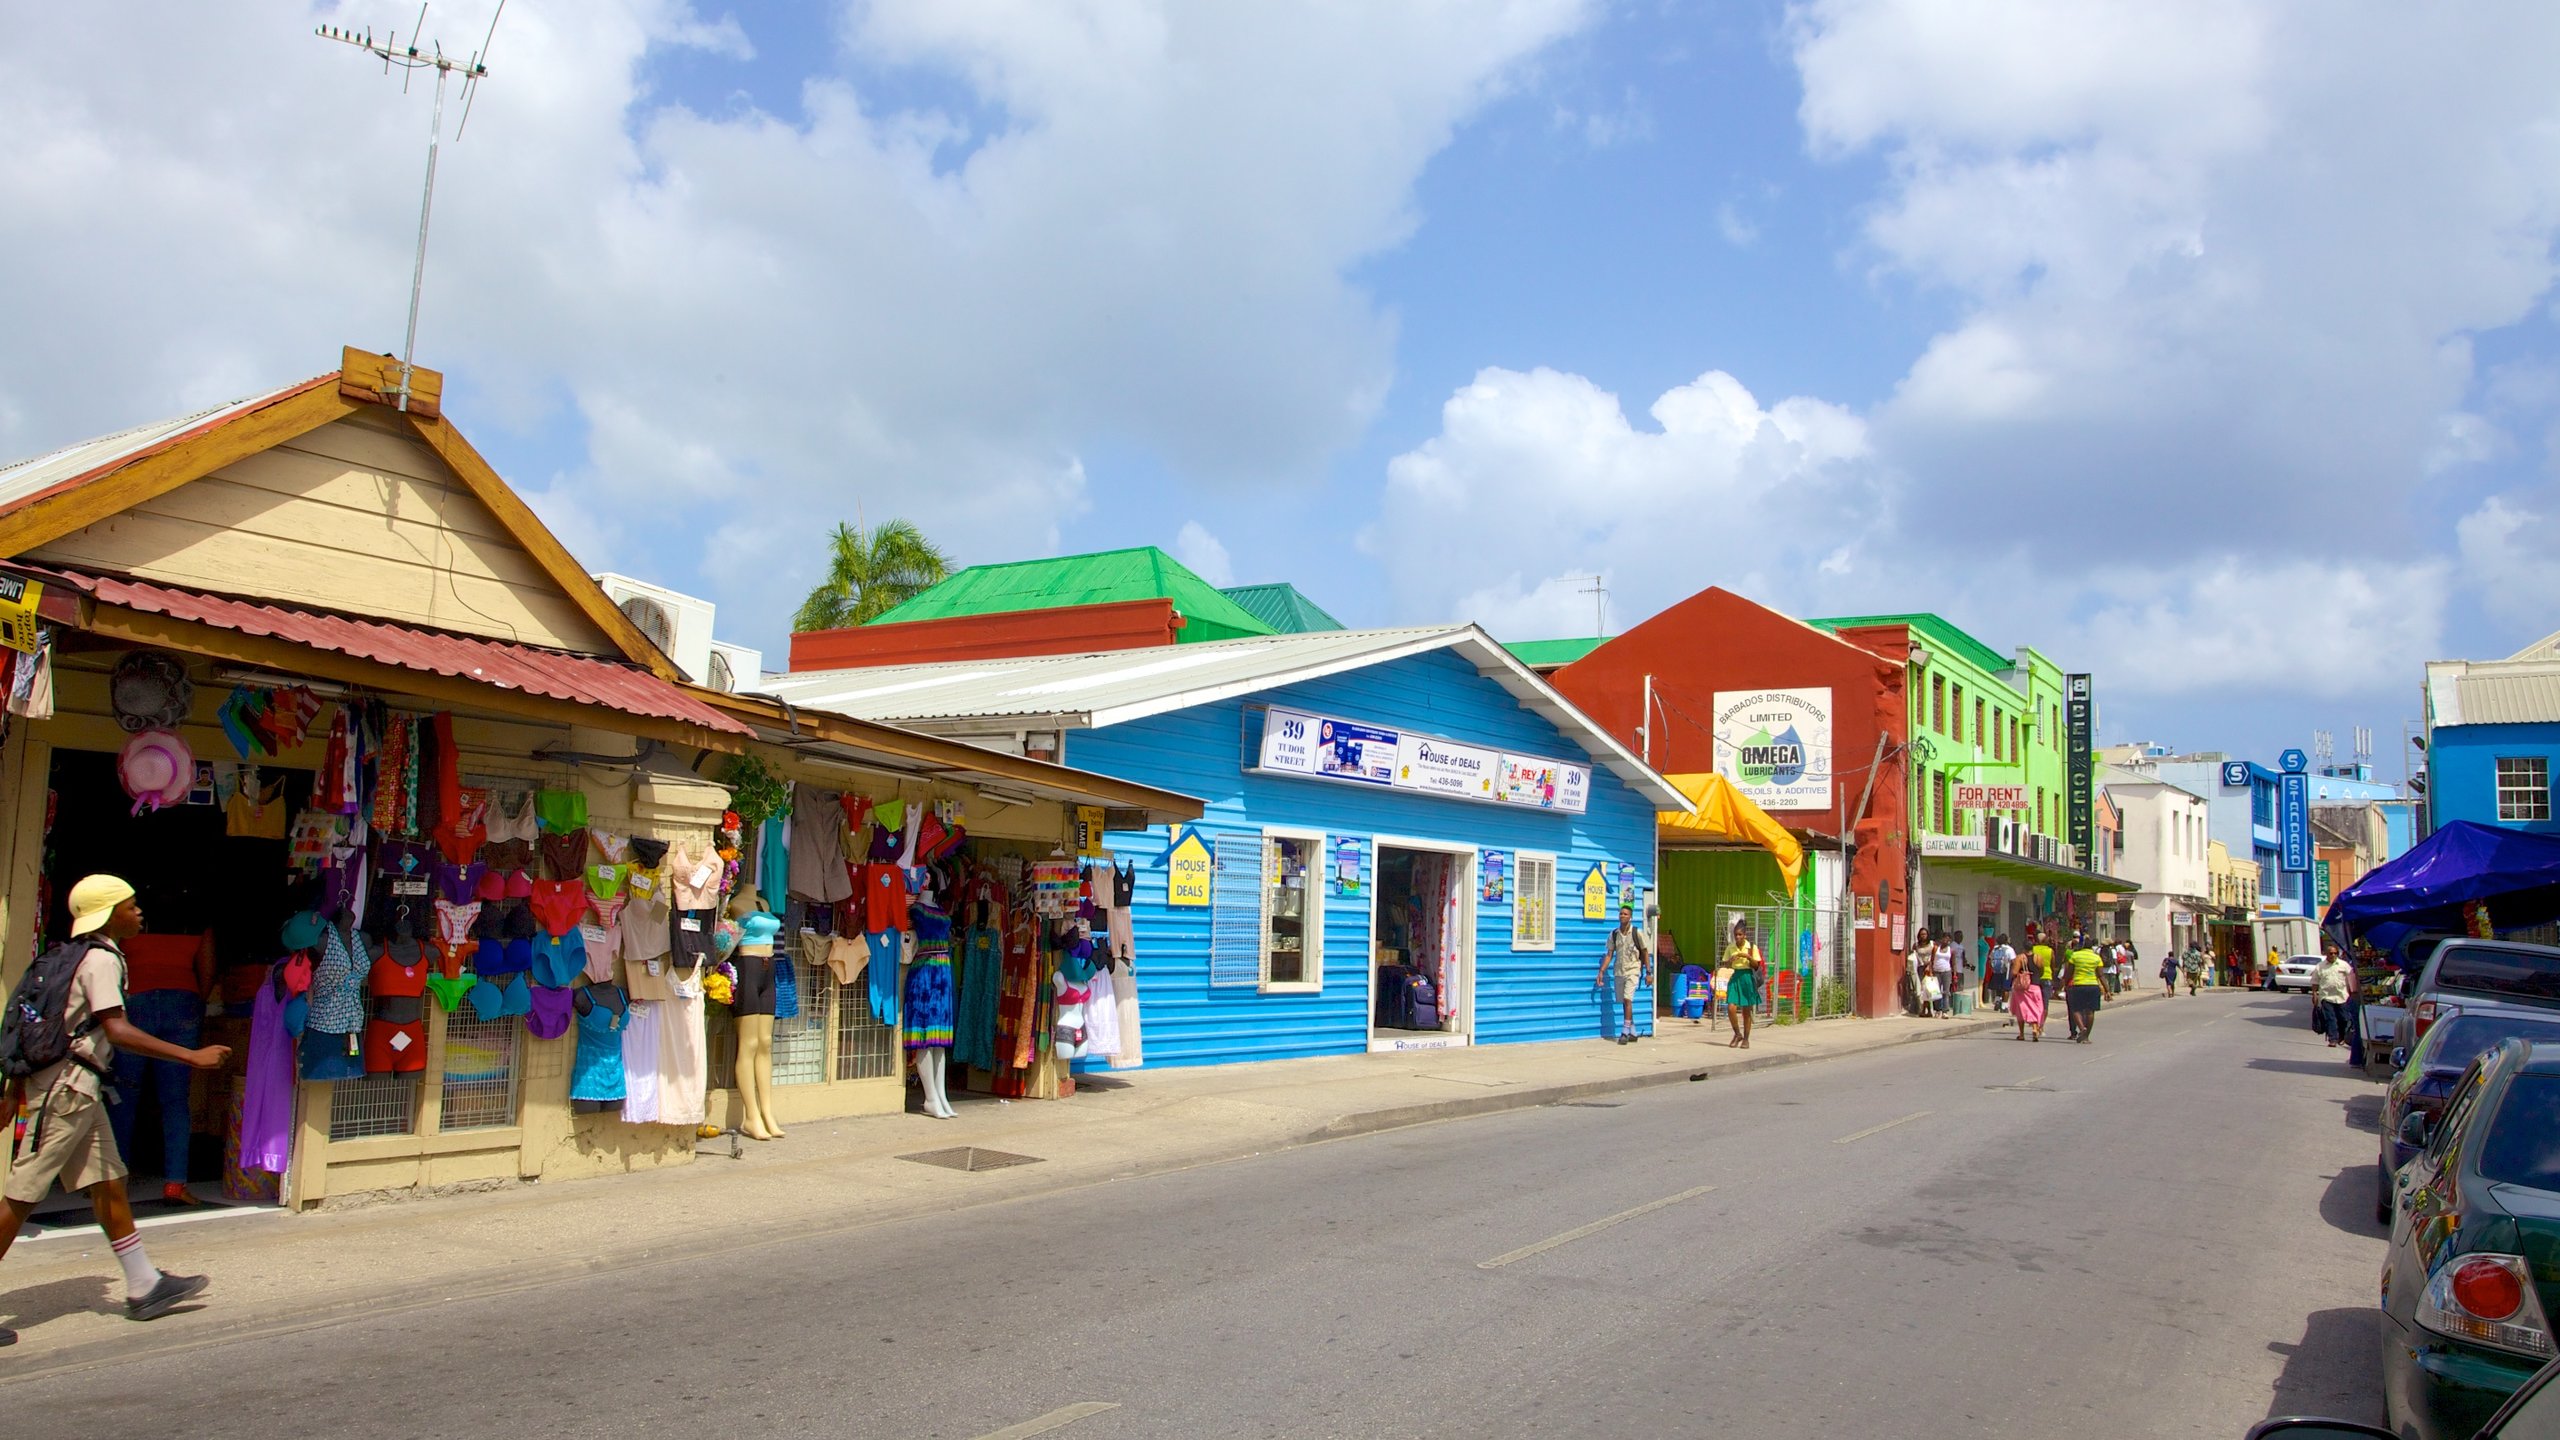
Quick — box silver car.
[2266,954,2323,992]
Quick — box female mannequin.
[726,885,785,1141]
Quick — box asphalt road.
[0,989,2389,1438]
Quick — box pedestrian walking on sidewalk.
[2181,945,2208,996]
[2312,947,2354,1048]
[2009,952,2047,1040]
[1905,928,1931,1017]
[1597,905,1651,1045]
[2065,933,2108,1043]
[1724,947,1762,1049]
[0,876,231,1348]
[1930,933,1957,1017]
[2160,947,2179,998]
[2027,926,2059,1020]
[1986,934,2014,1012]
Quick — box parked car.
[2403,939,2560,1055]
[2378,1010,2560,1223]
[2249,1352,2560,1437]
[2267,955,2323,992]
[2380,1037,2560,1439]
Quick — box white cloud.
[2045,557,2449,701]
[1368,366,1880,637]
[2458,495,2560,629]
[1714,201,1758,248]
[1171,521,1236,588]
[1790,0,2560,546]
[0,0,1594,651]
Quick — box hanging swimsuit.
[475,869,537,940]
[479,837,534,874]
[534,789,588,835]
[530,930,588,989]
[434,786,490,866]
[569,985,628,1103]
[424,969,476,1013]
[431,862,486,970]
[467,971,532,1022]
[627,835,670,870]
[525,982,575,1040]
[539,828,589,882]
[530,878,589,938]
[667,841,722,911]
[586,862,628,924]
[485,791,539,844]
[587,827,630,865]
[365,940,430,1073]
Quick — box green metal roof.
[1218,582,1346,634]
[867,547,1278,644]
[1807,612,2014,678]
[1504,636,1608,669]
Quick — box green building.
[868,546,1278,644]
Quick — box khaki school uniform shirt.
[32,941,124,1100]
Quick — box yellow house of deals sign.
[1167,829,1213,908]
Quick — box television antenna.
[316,2,504,411]
[1574,574,1608,637]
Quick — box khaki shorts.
[1615,970,1642,1002]
[5,1086,127,1205]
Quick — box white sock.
[111,1231,161,1298]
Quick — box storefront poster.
[1891,914,1907,950]
[1617,862,1637,907]
[1075,805,1106,856]
[1334,836,1365,896]
[1167,828,1213,908]
[1582,865,1607,920]
[1258,706,1587,814]
[1480,849,1507,903]
[1398,734,1499,801]
[1854,895,1876,930]
[1711,688,1832,811]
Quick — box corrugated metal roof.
[868,547,1277,643]
[1218,582,1345,634]
[38,567,753,738]
[765,625,1692,810]
[1505,636,1606,669]
[2455,669,2560,725]
[0,374,336,518]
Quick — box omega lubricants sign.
[1712,689,1832,811]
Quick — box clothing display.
[655,979,708,1127]
[729,950,778,1017]
[239,966,297,1174]
[903,907,955,1050]
[787,786,853,903]
[570,986,628,1103]
[620,999,663,1123]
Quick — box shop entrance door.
[1368,839,1475,1052]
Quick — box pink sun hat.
[118,728,195,813]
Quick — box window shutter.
[1209,831,1265,987]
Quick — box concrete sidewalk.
[0,996,2162,1373]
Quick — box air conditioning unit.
[593,572,719,684]
[1989,818,2018,853]
[2033,834,2057,864]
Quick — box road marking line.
[1477,1184,1717,1269]
[970,1403,1122,1439]
[1832,1110,1933,1144]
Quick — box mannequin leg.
[750,1016,784,1138]
[733,1015,777,1140]
[915,1048,953,1119]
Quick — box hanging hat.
[280,910,326,952]
[118,728,195,813]
[109,650,193,733]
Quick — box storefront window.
[2499,757,2552,822]
[1974,699,1986,753]
[438,1013,520,1132]
[1950,684,1964,743]
[1514,852,1557,951]
[1930,674,1944,733]
[1262,830,1320,990]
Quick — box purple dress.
[239,966,297,1174]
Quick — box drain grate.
[900,1146,1044,1173]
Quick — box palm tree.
[793,520,955,632]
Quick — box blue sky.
[6,0,2558,779]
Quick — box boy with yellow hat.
[0,875,232,1346]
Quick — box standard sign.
[1711,688,1831,811]
[1257,707,1589,814]
[1952,783,2027,810]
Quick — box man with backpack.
[0,875,231,1346]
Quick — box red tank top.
[122,933,205,995]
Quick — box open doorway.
[1369,841,1473,1050]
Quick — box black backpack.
[0,939,110,1083]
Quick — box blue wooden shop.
[765,627,1687,1067]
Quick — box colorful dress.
[902,906,955,1050]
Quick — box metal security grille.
[1209,831,1264,987]
[439,1013,520,1132]
[1715,904,1853,1024]
[900,1146,1041,1172]
[836,973,898,1080]
[775,956,832,1086]
[328,1073,419,1140]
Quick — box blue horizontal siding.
[1065,649,1656,1068]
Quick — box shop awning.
[29,566,757,751]
[1657,772,1803,892]
[1920,848,2138,895]
[2324,820,2560,951]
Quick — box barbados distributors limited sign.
[1712,689,1833,811]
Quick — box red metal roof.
[33,567,751,738]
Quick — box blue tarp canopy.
[2324,821,2560,955]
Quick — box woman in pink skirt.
[2009,954,2048,1041]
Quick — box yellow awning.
[1658,772,1804,893]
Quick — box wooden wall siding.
[28,414,617,655]
[1068,648,1657,1068]
[1659,849,1786,979]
